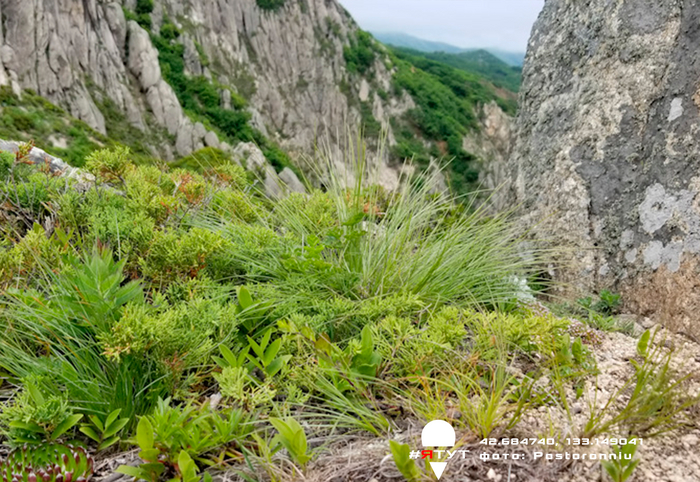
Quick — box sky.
[339,0,545,52]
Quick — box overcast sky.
[339,0,545,52]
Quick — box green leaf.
[360,325,373,354]
[622,460,640,480]
[98,435,121,451]
[247,336,264,359]
[621,442,638,457]
[136,416,155,451]
[139,448,161,462]
[116,466,146,478]
[9,420,45,433]
[51,414,83,440]
[89,414,105,432]
[105,409,122,430]
[342,211,365,227]
[79,425,101,443]
[265,355,291,377]
[219,345,242,368]
[118,462,165,481]
[238,286,254,310]
[602,461,619,480]
[270,418,291,439]
[264,339,282,366]
[26,382,45,406]
[637,330,651,357]
[260,329,272,351]
[178,450,198,482]
[390,440,420,481]
[104,417,130,438]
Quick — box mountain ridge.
[371,31,526,67]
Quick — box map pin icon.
[421,420,456,480]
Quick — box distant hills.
[372,32,526,67]
[393,48,522,93]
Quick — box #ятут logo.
[422,420,455,480]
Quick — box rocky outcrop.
[508,0,700,336]
[0,140,87,181]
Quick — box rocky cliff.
[0,0,517,195]
[0,0,413,177]
[508,0,700,336]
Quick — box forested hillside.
[395,48,522,93]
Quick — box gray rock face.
[465,101,514,193]
[507,0,700,335]
[278,167,306,194]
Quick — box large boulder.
[506,0,700,336]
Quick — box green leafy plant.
[389,441,422,482]
[118,398,249,481]
[0,382,83,445]
[247,329,291,378]
[117,416,165,481]
[344,30,378,75]
[1,443,94,482]
[596,290,621,315]
[577,290,622,317]
[0,249,165,422]
[459,367,532,438]
[315,325,382,393]
[234,286,274,338]
[269,417,312,468]
[602,441,640,482]
[79,408,130,451]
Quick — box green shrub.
[87,195,156,260]
[160,21,181,41]
[1,172,62,219]
[0,380,80,445]
[256,0,286,11]
[344,30,377,75]
[102,298,237,370]
[211,189,261,223]
[0,150,13,178]
[0,224,68,286]
[118,399,250,480]
[135,0,154,15]
[223,155,543,308]
[139,228,226,284]
[171,147,234,173]
[85,145,133,184]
